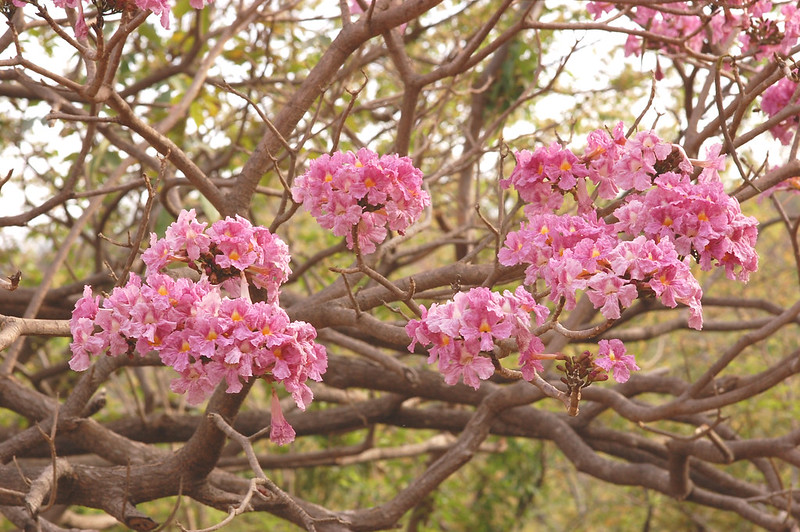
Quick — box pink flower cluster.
[292,148,430,254]
[410,124,757,393]
[142,209,290,303]
[406,286,550,388]
[499,213,704,329]
[503,125,688,217]
[587,1,800,61]
[500,125,757,329]
[11,0,213,39]
[615,160,759,282]
[761,77,800,145]
[70,210,325,445]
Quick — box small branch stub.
[0,271,21,291]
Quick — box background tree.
[1,1,800,530]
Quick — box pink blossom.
[170,360,217,405]
[761,78,799,145]
[595,1,800,62]
[594,339,639,383]
[586,272,638,320]
[501,143,590,213]
[438,343,495,390]
[207,215,258,271]
[69,317,106,371]
[135,0,171,29]
[517,339,546,381]
[696,143,727,184]
[587,2,614,19]
[142,233,174,272]
[269,389,296,445]
[165,208,210,261]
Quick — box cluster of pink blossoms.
[409,123,758,392]
[587,1,800,61]
[502,123,690,216]
[501,126,757,329]
[70,209,326,445]
[405,286,641,389]
[10,0,212,39]
[761,77,800,145]
[615,167,759,281]
[291,148,431,254]
[406,287,550,389]
[499,213,705,329]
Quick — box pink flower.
[761,78,799,145]
[142,233,173,272]
[269,389,296,445]
[159,329,196,373]
[459,288,513,352]
[438,342,495,390]
[697,143,727,184]
[594,339,639,383]
[165,208,210,261]
[69,317,106,371]
[135,0,172,29]
[587,2,614,19]
[500,143,590,213]
[170,360,217,405]
[207,215,258,271]
[517,339,546,380]
[586,272,638,320]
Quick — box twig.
[526,373,571,413]
[117,170,159,287]
[208,413,320,531]
[0,271,21,291]
[151,477,183,532]
[553,319,616,340]
[180,477,266,532]
[33,399,60,514]
[350,227,422,317]
[331,70,368,153]
[627,68,658,136]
